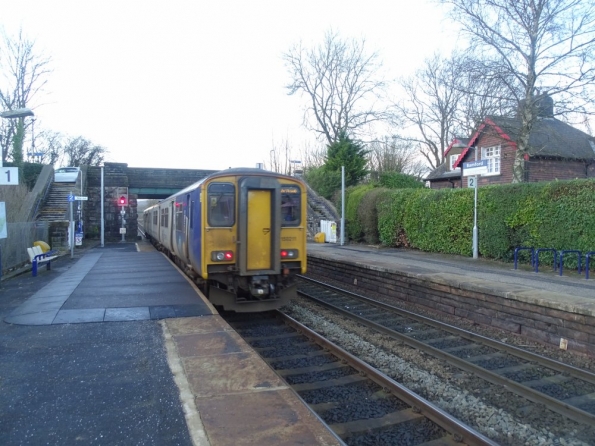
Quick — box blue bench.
[27,246,59,277]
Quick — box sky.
[1,0,460,171]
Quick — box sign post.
[463,160,488,259]
[0,202,6,281]
[68,193,75,258]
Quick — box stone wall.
[307,255,595,357]
[83,162,216,242]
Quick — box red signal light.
[119,196,127,206]
[224,252,233,260]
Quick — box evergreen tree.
[324,132,369,187]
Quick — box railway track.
[223,311,497,446]
[296,275,595,430]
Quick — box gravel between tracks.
[288,276,595,446]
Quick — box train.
[143,167,307,312]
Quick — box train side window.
[161,207,169,228]
[175,202,184,231]
[281,185,301,226]
[208,183,235,227]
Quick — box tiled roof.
[490,116,595,159]
[443,137,471,158]
[424,161,460,181]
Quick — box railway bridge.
[38,162,217,244]
[36,162,337,247]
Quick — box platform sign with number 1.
[0,167,19,185]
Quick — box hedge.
[346,179,595,265]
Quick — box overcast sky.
[1,0,459,170]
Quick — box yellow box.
[314,232,325,243]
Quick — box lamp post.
[0,107,34,168]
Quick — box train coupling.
[249,275,271,297]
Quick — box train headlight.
[280,249,298,259]
[211,251,234,261]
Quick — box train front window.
[281,185,301,226]
[208,183,235,227]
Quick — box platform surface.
[307,242,595,314]
[5,243,213,325]
[1,241,341,445]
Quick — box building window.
[449,155,460,171]
[481,145,501,175]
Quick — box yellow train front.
[144,168,307,312]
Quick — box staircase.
[37,183,74,221]
[305,183,340,240]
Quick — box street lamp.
[1,107,35,168]
[0,107,34,280]
[0,108,34,119]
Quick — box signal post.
[117,187,128,242]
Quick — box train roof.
[143,168,305,213]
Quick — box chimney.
[517,92,554,119]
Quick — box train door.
[238,176,280,275]
[184,194,190,260]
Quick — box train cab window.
[281,185,301,226]
[208,183,235,227]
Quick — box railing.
[515,246,593,280]
[559,250,582,276]
[586,252,595,280]
[534,248,557,273]
[514,247,534,270]
[29,175,53,221]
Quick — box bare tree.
[284,30,390,146]
[441,0,595,182]
[60,136,107,167]
[267,138,292,174]
[394,53,515,170]
[0,28,51,164]
[33,129,63,165]
[367,136,425,176]
[394,54,466,169]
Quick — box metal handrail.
[559,250,582,276]
[29,174,53,221]
[534,248,557,273]
[513,246,534,270]
[585,252,595,280]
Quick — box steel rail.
[298,275,595,384]
[275,310,498,446]
[297,276,595,426]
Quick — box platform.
[1,242,341,445]
[306,242,595,356]
[5,243,213,325]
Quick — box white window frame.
[481,145,501,175]
[449,154,460,171]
